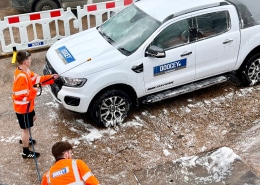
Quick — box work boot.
[19,138,36,145]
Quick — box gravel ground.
[0,5,259,185]
[0,50,259,184]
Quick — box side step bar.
[141,75,228,104]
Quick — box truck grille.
[43,58,63,99]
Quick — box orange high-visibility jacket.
[41,159,99,185]
[12,67,54,114]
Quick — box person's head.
[16,51,31,65]
[52,141,73,161]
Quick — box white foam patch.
[0,135,20,143]
[45,101,59,108]
[234,121,260,151]
[163,149,171,156]
[174,147,241,183]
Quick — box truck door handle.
[181,51,192,57]
[223,39,233,44]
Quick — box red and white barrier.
[6,10,63,24]
[0,8,77,54]
[76,0,134,31]
[0,0,134,55]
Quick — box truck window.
[196,11,230,39]
[152,19,191,50]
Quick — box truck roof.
[135,0,229,22]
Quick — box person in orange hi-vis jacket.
[12,50,58,159]
[41,141,100,185]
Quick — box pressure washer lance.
[33,57,92,96]
[26,102,41,182]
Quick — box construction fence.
[0,0,134,56]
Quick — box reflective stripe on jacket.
[41,159,99,185]
[12,67,54,114]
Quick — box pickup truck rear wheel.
[240,54,260,86]
[90,89,132,127]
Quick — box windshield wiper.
[97,26,103,34]
[118,47,130,55]
[97,27,114,44]
[104,34,114,44]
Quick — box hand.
[52,74,59,79]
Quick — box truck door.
[194,9,240,79]
[143,18,196,94]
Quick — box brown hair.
[16,51,31,64]
[52,141,73,160]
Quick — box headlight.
[61,77,87,87]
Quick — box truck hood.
[46,27,126,77]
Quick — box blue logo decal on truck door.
[153,58,187,76]
[56,46,75,64]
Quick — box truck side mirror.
[145,45,166,58]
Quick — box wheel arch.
[87,83,138,113]
[239,45,260,71]
[236,45,260,86]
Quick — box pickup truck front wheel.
[90,89,132,127]
[240,54,260,86]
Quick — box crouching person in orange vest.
[41,141,100,185]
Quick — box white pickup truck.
[44,0,260,127]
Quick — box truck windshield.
[98,4,161,55]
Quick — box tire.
[90,89,132,127]
[35,0,59,12]
[239,53,260,86]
